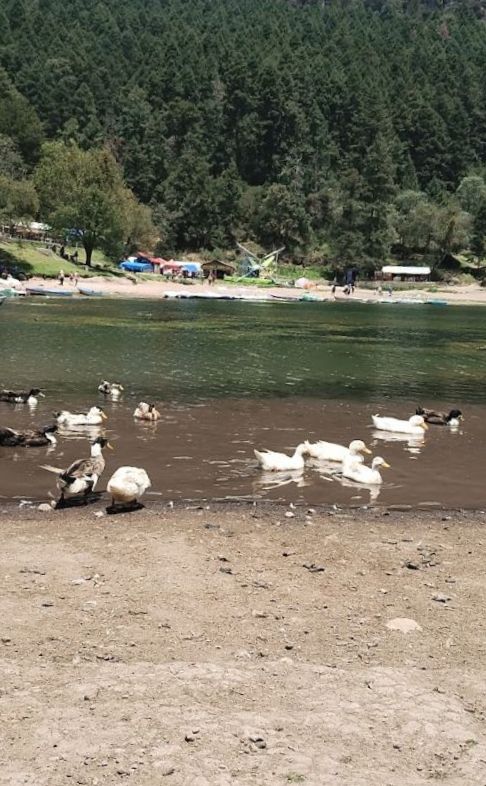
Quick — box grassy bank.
[0,239,116,278]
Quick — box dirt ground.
[1,501,485,785]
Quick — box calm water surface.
[1,297,486,507]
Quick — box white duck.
[133,402,161,421]
[304,438,371,463]
[254,443,307,472]
[371,414,428,435]
[56,406,107,427]
[343,455,390,485]
[106,466,151,512]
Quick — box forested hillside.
[2,0,486,269]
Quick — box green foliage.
[1,0,486,267]
[34,142,155,265]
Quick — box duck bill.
[421,423,428,430]
[362,447,372,454]
[107,442,114,450]
[101,412,108,420]
[382,462,391,469]
[38,392,46,398]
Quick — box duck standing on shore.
[416,406,463,427]
[0,388,44,406]
[106,466,151,513]
[0,423,57,447]
[41,436,112,507]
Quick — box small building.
[379,265,431,282]
[201,260,236,280]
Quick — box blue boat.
[26,286,74,297]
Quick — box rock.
[285,511,295,519]
[161,766,175,777]
[252,610,268,618]
[1,636,11,644]
[404,561,420,570]
[303,562,325,573]
[219,566,233,575]
[38,503,53,512]
[282,550,296,557]
[386,617,422,633]
[94,511,105,518]
[249,735,267,749]
[432,593,451,603]
[41,601,54,607]
[184,733,195,742]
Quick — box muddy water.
[1,297,486,507]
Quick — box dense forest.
[2,0,486,270]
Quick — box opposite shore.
[18,274,486,306]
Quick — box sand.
[24,274,486,306]
[1,501,485,785]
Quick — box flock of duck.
[0,381,157,512]
[254,409,463,485]
[0,380,463,509]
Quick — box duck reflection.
[372,429,425,454]
[333,474,382,503]
[253,468,307,492]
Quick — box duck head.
[372,456,391,470]
[409,415,428,430]
[349,439,371,455]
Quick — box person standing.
[58,269,65,287]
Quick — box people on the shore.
[58,269,65,286]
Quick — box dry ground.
[1,502,485,785]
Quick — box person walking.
[58,269,65,287]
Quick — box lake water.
[1,297,486,508]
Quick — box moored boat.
[77,286,104,297]
[26,286,74,297]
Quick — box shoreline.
[1,503,485,784]
[15,274,486,306]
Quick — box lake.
[1,297,486,508]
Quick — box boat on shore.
[77,285,104,297]
[26,286,74,297]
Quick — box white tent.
[382,265,431,276]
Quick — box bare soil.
[1,502,485,785]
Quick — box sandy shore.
[23,274,486,306]
[1,501,485,785]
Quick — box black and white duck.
[41,436,112,506]
[0,423,57,447]
[0,388,44,406]
[416,407,463,427]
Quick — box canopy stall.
[379,265,431,282]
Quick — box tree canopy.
[2,0,486,267]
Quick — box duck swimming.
[106,466,151,513]
[371,414,428,435]
[133,402,161,421]
[41,436,112,506]
[416,407,463,427]
[254,443,307,472]
[304,438,371,463]
[0,388,44,406]
[342,455,391,485]
[98,381,124,399]
[0,423,57,447]
[55,406,107,427]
